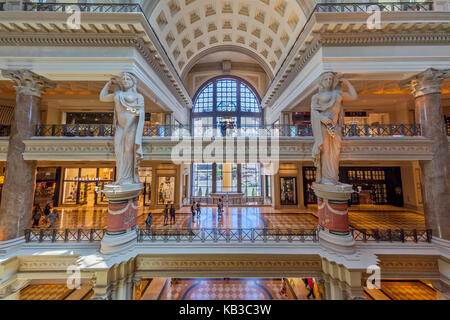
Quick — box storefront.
[34,167,60,207]
[139,167,153,206]
[302,166,404,207]
[60,167,115,206]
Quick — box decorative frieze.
[135,254,322,272]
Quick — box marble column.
[0,70,55,241]
[409,68,450,240]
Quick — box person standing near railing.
[163,204,169,226]
[145,212,152,229]
[170,203,176,225]
[31,205,42,228]
[46,208,59,229]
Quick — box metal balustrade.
[35,124,115,137]
[191,196,267,206]
[24,228,106,243]
[34,124,425,138]
[0,2,433,14]
[350,228,432,243]
[137,228,319,243]
[20,3,141,13]
[316,2,434,13]
[23,227,432,243]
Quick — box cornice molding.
[264,31,450,108]
[0,32,191,109]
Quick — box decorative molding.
[18,256,81,272]
[12,137,436,162]
[377,254,440,273]
[263,17,450,108]
[135,254,322,272]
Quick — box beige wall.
[184,62,270,99]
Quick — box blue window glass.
[193,83,213,113]
[240,83,260,113]
[216,79,237,112]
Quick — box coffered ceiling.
[147,0,315,80]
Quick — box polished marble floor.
[364,281,438,300]
[30,205,426,231]
[19,284,93,300]
[141,278,319,300]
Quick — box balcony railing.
[351,228,432,243]
[34,124,424,138]
[36,124,115,137]
[23,228,432,243]
[20,2,141,13]
[24,228,106,243]
[316,2,434,13]
[191,196,268,206]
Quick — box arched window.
[192,76,263,137]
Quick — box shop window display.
[34,168,59,207]
[62,168,114,206]
[158,177,175,205]
[139,167,152,206]
[241,163,261,197]
[280,177,297,205]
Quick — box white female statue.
[100,72,145,185]
[311,72,357,185]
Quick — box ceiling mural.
[148,0,313,79]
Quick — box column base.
[313,183,355,254]
[318,227,356,254]
[100,230,137,255]
[0,236,25,256]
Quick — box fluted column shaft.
[0,69,54,241]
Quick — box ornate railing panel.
[190,196,267,206]
[36,124,115,137]
[350,228,432,243]
[24,228,106,243]
[137,228,319,243]
[21,3,141,13]
[316,2,434,13]
[34,124,424,138]
[23,227,431,243]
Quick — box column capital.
[1,69,55,98]
[409,68,450,99]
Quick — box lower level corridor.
[17,279,441,301]
[140,278,321,300]
[30,206,426,231]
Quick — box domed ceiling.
[147,0,315,81]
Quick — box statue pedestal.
[312,183,355,254]
[100,183,143,255]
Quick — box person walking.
[47,208,59,229]
[196,201,201,216]
[43,203,51,217]
[191,201,196,218]
[163,204,169,226]
[32,205,42,228]
[145,212,152,229]
[170,204,176,225]
[280,278,288,297]
[306,278,316,299]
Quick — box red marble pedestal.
[100,184,143,255]
[313,183,355,254]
